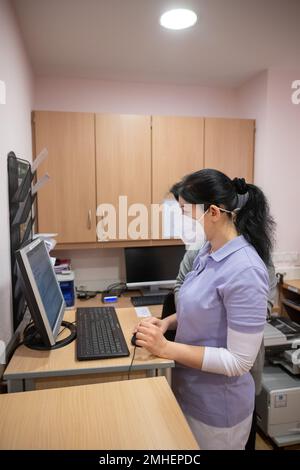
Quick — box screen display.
[125,245,186,284]
[27,242,63,329]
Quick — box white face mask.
[180,210,207,251]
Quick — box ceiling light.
[160,9,197,30]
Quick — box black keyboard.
[131,294,167,306]
[76,307,130,360]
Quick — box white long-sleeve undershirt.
[201,328,264,377]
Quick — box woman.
[134,169,275,450]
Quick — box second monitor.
[125,245,186,295]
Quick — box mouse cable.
[127,345,137,380]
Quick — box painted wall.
[237,69,300,274]
[0,0,34,355]
[264,70,300,254]
[34,76,239,117]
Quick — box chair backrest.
[161,291,176,342]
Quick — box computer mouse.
[131,333,141,347]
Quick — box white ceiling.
[13,0,300,88]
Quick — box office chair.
[161,291,177,342]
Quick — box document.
[135,307,151,318]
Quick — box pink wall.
[0,0,34,351]
[264,70,300,253]
[237,71,269,188]
[238,70,300,253]
[34,77,239,117]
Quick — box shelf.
[283,280,300,294]
[282,299,300,313]
[51,238,185,252]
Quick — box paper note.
[135,307,151,318]
[31,173,50,195]
[31,148,48,173]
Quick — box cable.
[56,321,77,338]
[127,345,137,380]
[105,282,127,296]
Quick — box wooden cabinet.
[33,112,255,247]
[204,118,255,182]
[152,116,204,203]
[33,111,97,243]
[95,114,151,241]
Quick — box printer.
[256,317,300,447]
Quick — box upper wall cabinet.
[95,114,152,241]
[204,118,255,182]
[152,116,204,204]
[32,112,255,247]
[33,111,97,243]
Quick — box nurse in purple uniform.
[134,169,275,450]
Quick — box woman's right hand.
[133,316,169,335]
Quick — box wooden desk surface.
[0,377,198,450]
[4,299,173,381]
[282,279,300,294]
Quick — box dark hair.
[170,168,275,265]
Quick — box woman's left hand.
[135,321,170,358]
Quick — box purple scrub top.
[172,235,269,427]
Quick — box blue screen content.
[27,243,63,329]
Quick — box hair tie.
[232,177,248,194]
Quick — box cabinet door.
[95,114,151,241]
[152,116,204,204]
[33,111,97,243]
[204,118,255,182]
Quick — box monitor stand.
[23,321,77,351]
[140,286,172,296]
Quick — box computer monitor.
[124,245,186,293]
[16,238,66,348]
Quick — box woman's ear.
[209,204,222,220]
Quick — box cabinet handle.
[88,209,92,230]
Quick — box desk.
[282,279,300,294]
[0,376,199,450]
[4,299,174,393]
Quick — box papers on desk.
[33,233,57,252]
[135,307,151,318]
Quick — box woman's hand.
[134,320,170,357]
[133,316,169,335]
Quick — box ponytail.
[234,182,275,266]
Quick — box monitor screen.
[125,245,186,287]
[16,239,65,347]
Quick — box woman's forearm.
[163,313,177,331]
[162,341,205,369]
